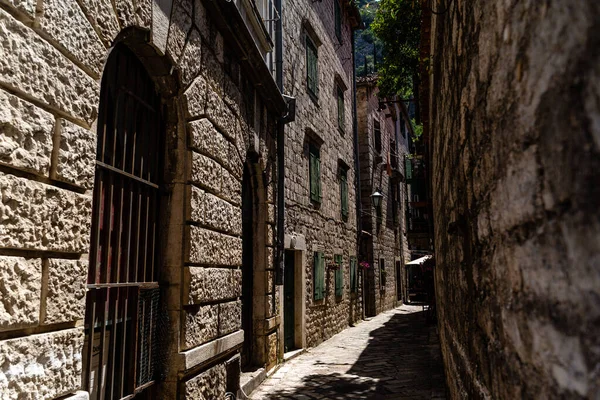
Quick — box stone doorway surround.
[281,234,307,355]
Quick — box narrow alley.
[250,305,446,400]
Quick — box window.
[314,252,325,300]
[374,120,382,153]
[309,143,322,203]
[83,44,163,399]
[380,258,386,288]
[340,167,348,219]
[400,116,406,138]
[335,254,343,297]
[306,36,319,98]
[334,0,342,42]
[337,86,345,132]
[350,257,357,293]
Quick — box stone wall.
[356,80,410,315]
[282,0,361,348]
[0,0,282,398]
[429,1,600,398]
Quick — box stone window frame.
[305,128,324,205]
[374,118,382,154]
[303,20,322,103]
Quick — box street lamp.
[371,189,383,209]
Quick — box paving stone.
[250,305,446,399]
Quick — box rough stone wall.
[0,0,281,398]
[283,0,361,348]
[356,82,408,314]
[430,1,600,398]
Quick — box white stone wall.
[282,0,361,348]
[0,0,282,398]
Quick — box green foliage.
[411,118,423,141]
[371,0,422,97]
[354,1,382,77]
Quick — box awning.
[406,255,433,266]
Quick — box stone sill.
[178,330,244,371]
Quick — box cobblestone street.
[250,305,447,399]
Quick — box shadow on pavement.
[254,310,446,399]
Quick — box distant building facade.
[356,76,411,315]
[0,0,286,398]
[282,0,361,350]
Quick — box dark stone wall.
[429,1,600,398]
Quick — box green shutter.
[314,252,325,300]
[405,157,413,181]
[335,254,343,297]
[338,87,344,131]
[350,257,357,293]
[340,169,348,219]
[306,38,318,97]
[309,144,321,203]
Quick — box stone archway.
[241,157,268,370]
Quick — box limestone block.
[0,173,92,253]
[0,328,84,399]
[191,152,222,195]
[179,29,202,87]
[185,267,242,304]
[76,0,120,45]
[190,187,242,236]
[184,363,226,400]
[0,257,41,331]
[0,90,54,175]
[0,9,99,125]
[114,0,136,28]
[184,75,208,118]
[205,90,238,141]
[189,226,242,266]
[184,304,218,350]
[44,259,87,324]
[221,167,242,206]
[166,0,192,64]
[2,0,36,18]
[193,0,210,42]
[202,47,224,95]
[39,0,106,76]
[189,119,230,166]
[134,0,152,28]
[267,331,277,368]
[55,119,96,189]
[218,300,241,336]
[152,0,173,54]
[62,391,89,400]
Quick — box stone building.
[0,0,287,398]
[356,76,410,315]
[425,0,600,398]
[281,0,361,350]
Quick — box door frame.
[281,235,307,354]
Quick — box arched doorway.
[82,43,164,400]
[241,163,254,367]
[241,158,268,370]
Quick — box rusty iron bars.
[83,44,164,400]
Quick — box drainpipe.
[275,0,285,285]
[351,27,364,319]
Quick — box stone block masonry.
[429,0,600,398]
[283,0,362,349]
[0,0,284,397]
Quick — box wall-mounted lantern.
[371,189,383,209]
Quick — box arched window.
[83,43,164,400]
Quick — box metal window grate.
[83,43,164,400]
